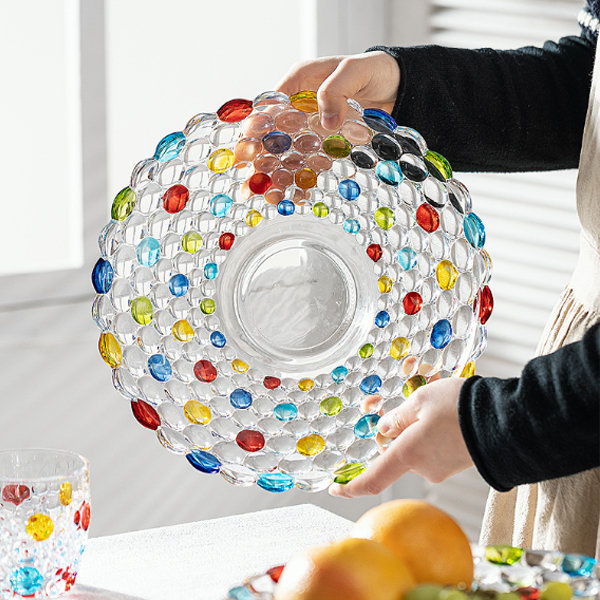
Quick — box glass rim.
[0,448,89,483]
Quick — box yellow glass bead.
[359,343,374,358]
[246,210,263,227]
[207,148,235,173]
[130,296,153,325]
[297,433,325,457]
[26,514,54,541]
[460,361,476,378]
[378,275,393,293]
[290,90,318,113]
[390,337,410,360]
[172,319,194,342]
[298,378,314,391]
[182,231,203,253]
[200,298,216,315]
[374,207,395,230]
[312,202,329,218]
[320,396,342,416]
[59,481,72,506]
[184,400,212,425]
[232,358,250,373]
[99,332,122,368]
[436,260,458,290]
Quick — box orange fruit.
[353,500,473,587]
[274,537,415,600]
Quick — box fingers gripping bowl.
[92,90,493,492]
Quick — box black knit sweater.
[370,3,600,492]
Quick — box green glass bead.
[322,135,351,159]
[402,374,426,397]
[540,582,573,600]
[320,396,343,416]
[359,343,374,358]
[182,231,203,253]
[374,207,395,230]
[425,150,452,181]
[130,296,153,325]
[312,202,329,218]
[485,544,524,566]
[111,186,136,221]
[333,462,366,484]
[200,298,216,315]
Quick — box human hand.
[276,51,400,131]
[329,377,473,498]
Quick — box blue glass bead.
[257,472,295,493]
[10,566,44,596]
[343,219,360,234]
[431,319,453,349]
[273,403,298,422]
[228,586,253,600]
[230,388,252,409]
[463,212,486,249]
[363,108,397,133]
[375,311,390,328]
[148,354,172,382]
[262,131,292,154]
[210,331,227,348]
[91,258,114,294]
[186,450,221,474]
[354,414,381,439]
[154,131,186,162]
[204,262,218,279]
[277,199,295,216]
[397,247,417,271]
[331,365,349,383]
[137,237,160,267]
[338,179,361,201]
[169,273,189,296]
[376,160,404,186]
[360,374,382,395]
[210,194,233,218]
[561,554,597,577]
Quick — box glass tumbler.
[0,449,91,598]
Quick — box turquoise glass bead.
[210,331,226,348]
[257,472,295,493]
[343,219,360,234]
[363,108,397,133]
[148,354,172,382]
[92,258,114,294]
[463,212,486,249]
[431,319,453,349]
[154,131,186,162]
[360,374,382,395]
[186,450,221,473]
[561,554,597,577]
[376,160,404,186]
[137,237,160,267]
[274,403,298,422]
[228,586,253,600]
[331,365,349,383]
[397,247,417,270]
[338,179,361,201]
[169,273,189,296]
[354,414,380,439]
[210,194,233,217]
[10,567,43,596]
[204,262,218,279]
[230,388,252,409]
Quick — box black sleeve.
[458,322,600,492]
[368,34,596,172]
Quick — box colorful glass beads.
[92,90,492,493]
[26,514,54,541]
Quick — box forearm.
[369,35,595,172]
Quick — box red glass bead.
[367,244,382,262]
[2,484,30,506]
[248,172,272,195]
[73,510,80,526]
[416,203,440,233]
[81,501,91,531]
[263,376,281,389]
[131,400,161,431]
[219,232,235,250]
[403,291,423,315]
[477,285,494,324]
[217,98,253,123]
[194,359,218,383]
[236,430,265,453]
[62,569,76,591]
[517,587,540,600]
[162,184,189,214]
[267,565,285,583]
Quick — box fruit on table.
[274,537,416,600]
[353,500,473,587]
[540,582,573,600]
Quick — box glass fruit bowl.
[92,90,493,493]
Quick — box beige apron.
[479,41,600,558]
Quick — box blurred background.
[0,0,582,541]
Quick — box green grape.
[540,582,573,600]
[438,589,469,600]
[497,594,521,600]
[405,584,444,600]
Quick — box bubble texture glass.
[0,449,91,598]
[92,91,494,492]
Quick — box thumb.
[377,400,419,439]
[317,58,367,130]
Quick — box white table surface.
[71,504,353,600]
